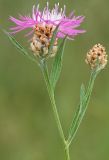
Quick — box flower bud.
[85,44,108,70]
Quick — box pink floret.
[9,2,85,39]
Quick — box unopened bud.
[85,44,108,70]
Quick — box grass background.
[0,0,109,160]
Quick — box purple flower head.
[9,2,85,58]
[9,2,85,39]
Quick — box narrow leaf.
[3,30,38,64]
[50,37,67,89]
[68,103,81,143]
[67,70,99,146]
[48,25,59,55]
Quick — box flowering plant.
[2,2,107,160]
[9,2,85,58]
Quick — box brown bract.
[85,44,108,70]
[30,24,58,58]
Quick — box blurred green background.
[0,0,109,160]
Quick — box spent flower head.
[85,44,108,70]
[9,2,85,58]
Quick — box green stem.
[40,59,71,159]
[67,69,99,146]
[65,146,70,160]
[40,59,66,146]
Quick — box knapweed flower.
[85,44,108,70]
[9,2,85,58]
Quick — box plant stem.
[40,59,71,159]
[67,69,99,146]
[65,145,70,160]
[40,59,66,146]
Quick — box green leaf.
[67,103,85,147]
[50,37,67,89]
[48,25,59,55]
[3,30,38,64]
[67,84,85,142]
[67,69,99,146]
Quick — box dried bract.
[86,44,108,70]
[30,24,58,57]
